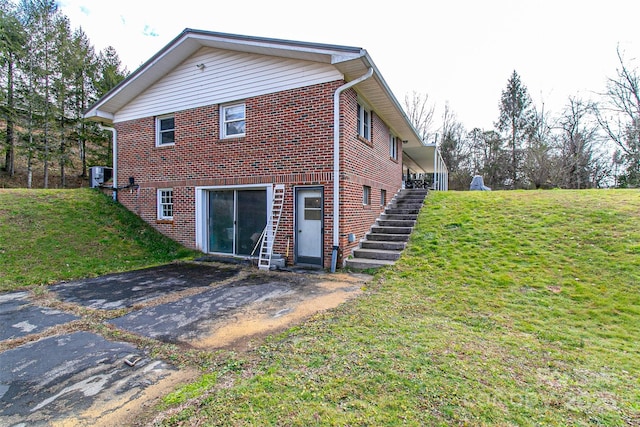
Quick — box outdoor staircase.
[345,188,428,270]
[257,184,286,270]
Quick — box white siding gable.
[114,46,343,123]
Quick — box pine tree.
[0,3,26,176]
[496,70,536,188]
[69,27,98,178]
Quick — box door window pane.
[304,197,321,220]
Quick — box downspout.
[99,124,117,201]
[433,142,440,190]
[331,67,374,272]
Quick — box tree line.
[407,48,640,190]
[0,0,128,188]
[4,3,638,191]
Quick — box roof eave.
[84,109,114,124]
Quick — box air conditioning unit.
[89,166,113,188]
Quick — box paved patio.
[0,262,366,426]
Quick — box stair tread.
[363,240,406,245]
[345,258,396,267]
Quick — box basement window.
[157,188,174,220]
[363,185,371,206]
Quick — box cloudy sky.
[58,0,639,132]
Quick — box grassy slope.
[161,190,640,426]
[0,188,197,291]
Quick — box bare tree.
[439,102,471,189]
[557,97,601,189]
[403,91,435,142]
[523,105,554,189]
[597,46,640,187]
[470,128,510,189]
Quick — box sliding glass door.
[208,189,267,256]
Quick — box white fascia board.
[84,109,114,123]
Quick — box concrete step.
[399,189,428,196]
[361,240,406,251]
[390,203,423,211]
[366,232,411,242]
[384,208,421,215]
[396,194,427,200]
[345,257,396,270]
[393,199,424,206]
[377,219,416,227]
[370,225,413,234]
[380,213,418,221]
[352,248,402,261]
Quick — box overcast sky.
[59,0,639,134]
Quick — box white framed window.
[363,185,371,205]
[221,103,246,138]
[157,188,174,220]
[156,114,175,146]
[380,189,387,207]
[357,102,372,140]
[389,134,398,160]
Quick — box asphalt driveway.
[0,261,366,426]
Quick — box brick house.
[85,29,448,270]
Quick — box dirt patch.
[191,272,366,350]
[50,368,201,427]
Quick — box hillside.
[0,158,93,189]
[0,188,196,291]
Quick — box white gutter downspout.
[99,124,117,201]
[331,67,374,272]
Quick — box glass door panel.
[209,191,234,253]
[236,190,267,255]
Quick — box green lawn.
[0,188,197,291]
[1,188,638,426]
[159,189,640,426]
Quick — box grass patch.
[0,188,198,291]
[157,190,640,426]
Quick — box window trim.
[221,102,246,139]
[155,114,175,147]
[380,189,387,207]
[157,188,174,220]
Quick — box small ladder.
[257,184,286,270]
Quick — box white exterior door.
[295,188,323,265]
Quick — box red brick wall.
[338,90,403,259]
[115,81,402,268]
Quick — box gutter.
[98,124,118,201]
[331,67,374,272]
